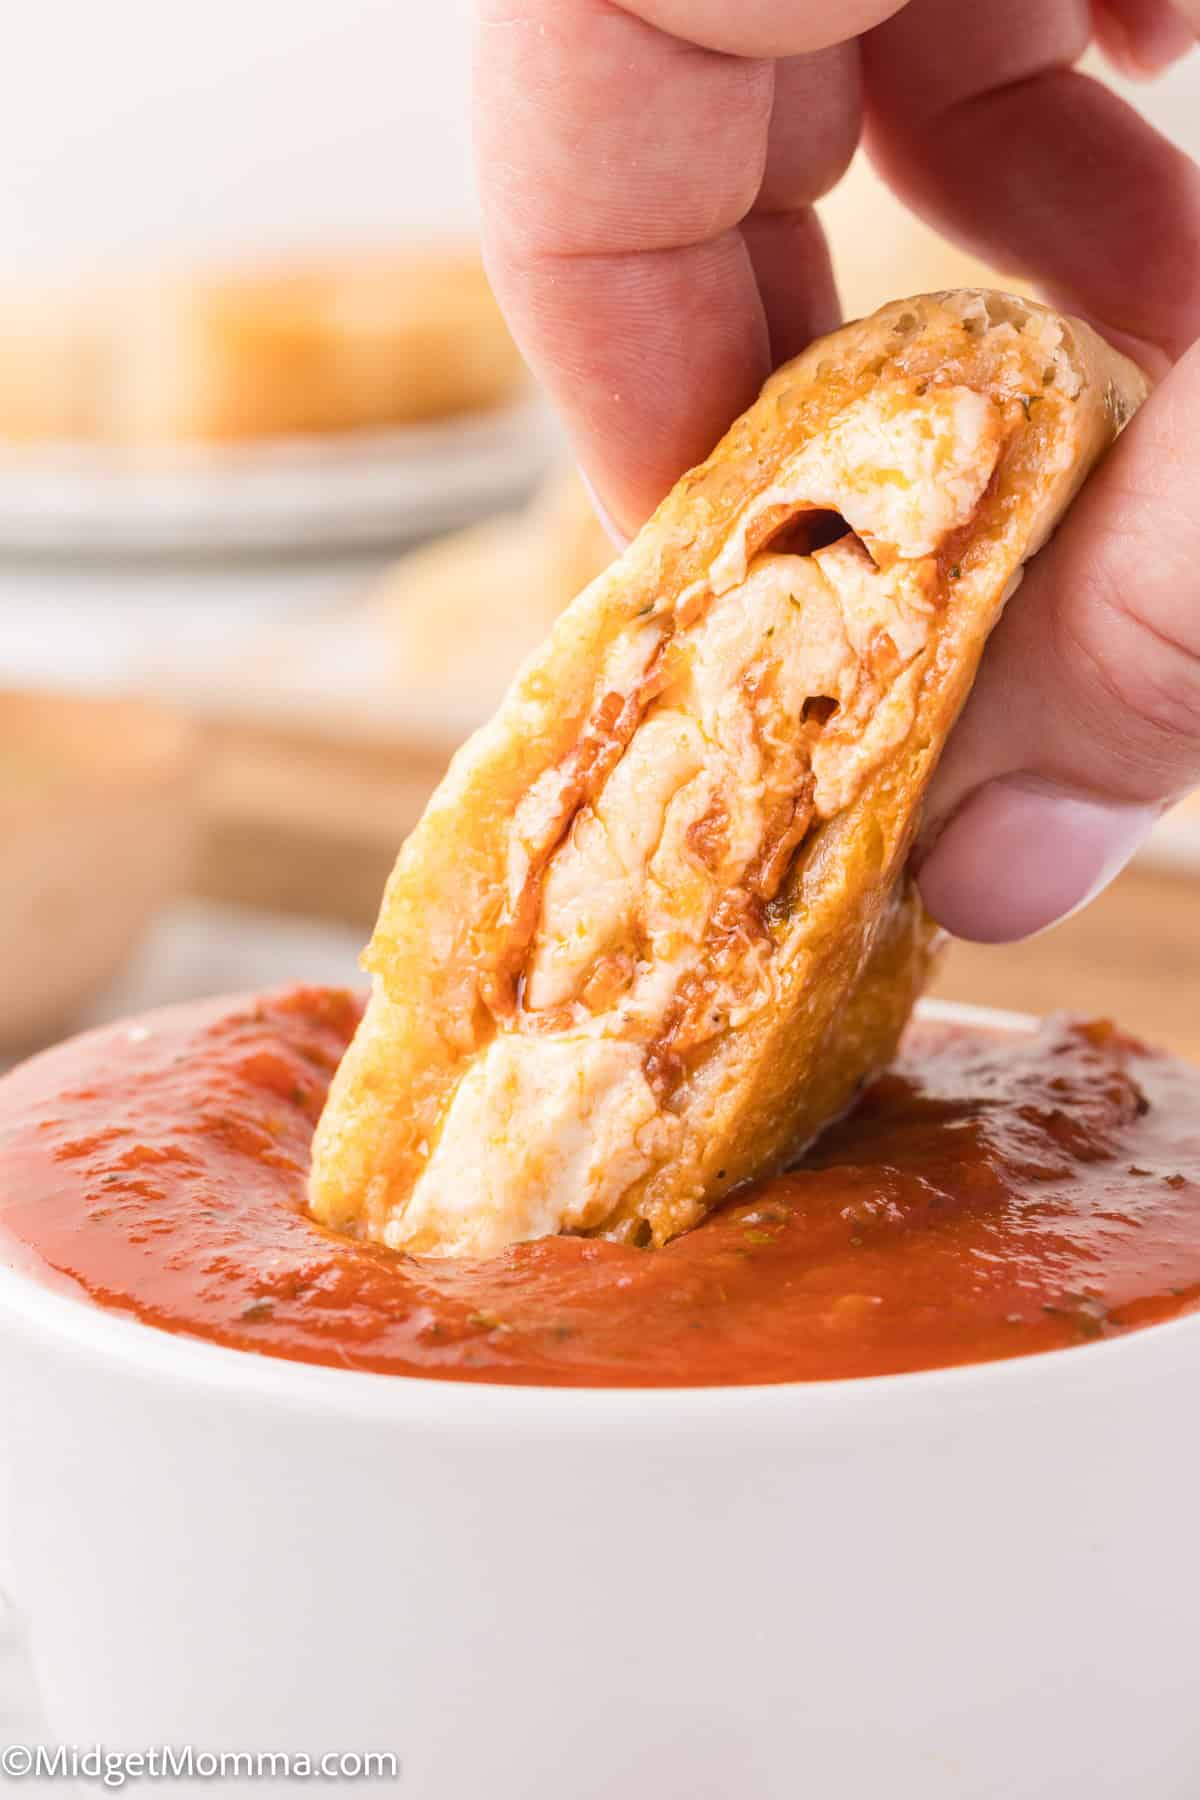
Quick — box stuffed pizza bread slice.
[310,290,1145,1257]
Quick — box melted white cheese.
[390,1033,678,1256]
[711,382,1003,590]
[395,383,1004,1255]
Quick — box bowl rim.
[2,995,1197,1436]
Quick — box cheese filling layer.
[388,383,1006,1256]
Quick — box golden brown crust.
[0,250,526,447]
[310,291,1146,1254]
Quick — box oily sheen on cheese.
[310,292,1146,1256]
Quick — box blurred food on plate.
[1,691,200,1052]
[0,246,526,449]
[378,464,615,711]
[156,467,614,925]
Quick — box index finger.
[862,0,1200,372]
[474,0,904,533]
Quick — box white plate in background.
[0,395,559,557]
[145,601,484,752]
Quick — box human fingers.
[1094,0,1198,76]
[862,0,1200,371]
[475,1,888,532]
[917,343,1200,940]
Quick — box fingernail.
[579,467,631,551]
[916,775,1160,944]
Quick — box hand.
[475,0,1200,941]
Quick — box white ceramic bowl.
[0,1002,1198,1799]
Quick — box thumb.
[917,339,1200,942]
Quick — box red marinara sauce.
[1,986,1198,1387]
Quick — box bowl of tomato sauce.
[0,990,1198,1799]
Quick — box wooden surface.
[932,864,1200,1061]
[194,716,448,928]
[194,718,1199,1059]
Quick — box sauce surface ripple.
[1,986,1199,1386]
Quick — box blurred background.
[2,0,1199,1072]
